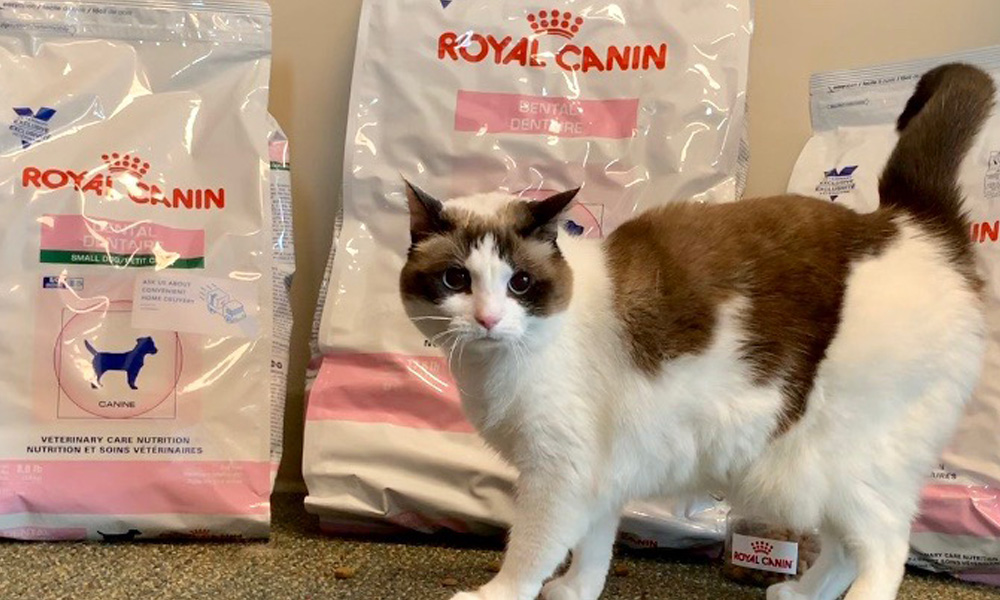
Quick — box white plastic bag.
[304,0,752,548]
[0,0,290,540]
[789,47,1000,585]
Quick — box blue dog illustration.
[84,337,158,390]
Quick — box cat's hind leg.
[841,526,909,600]
[825,479,914,600]
[766,531,855,600]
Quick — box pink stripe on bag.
[0,461,270,516]
[306,353,474,433]
[957,573,1000,586]
[455,91,639,139]
[0,527,88,541]
[914,484,1000,539]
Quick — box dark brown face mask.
[400,183,578,323]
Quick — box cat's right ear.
[404,179,449,244]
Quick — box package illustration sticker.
[0,0,293,541]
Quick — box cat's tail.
[84,340,97,355]
[879,63,995,239]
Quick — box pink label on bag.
[39,214,206,269]
[455,91,639,139]
[269,138,289,165]
[306,353,474,434]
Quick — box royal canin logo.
[732,537,796,573]
[751,541,774,555]
[527,10,584,38]
[21,152,225,210]
[439,9,668,73]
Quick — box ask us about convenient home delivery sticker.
[132,273,259,339]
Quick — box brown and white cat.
[399,64,994,600]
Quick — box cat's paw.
[766,581,810,600]
[541,577,603,600]
[449,585,516,600]
[541,578,581,600]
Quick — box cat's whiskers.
[409,316,451,323]
[446,336,461,371]
[517,338,530,367]
[429,327,463,346]
[456,336,469,368]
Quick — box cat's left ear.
[404,179,449,245]
[522,188,580,242]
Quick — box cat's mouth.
[474,333,506,344]
[464,327,515,346]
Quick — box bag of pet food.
[303,0,752,548]
[0,0,292,540]
[788,46,1000,584]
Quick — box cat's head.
[400,182,578,350]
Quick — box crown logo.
[526,10,584,39]
[102,152,150,179]
[751,541,773,555]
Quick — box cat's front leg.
[450,472,591,600]
[541,507,621,600]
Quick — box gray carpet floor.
[0,494,997,599]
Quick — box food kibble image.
[2,2,1000,600]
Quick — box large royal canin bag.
[0,0,295,540]
[304,0,752,548]
[788,47,1000,584]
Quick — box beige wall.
[269,0,1000,491]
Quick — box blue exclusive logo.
[10,107,57,148]
[43,276,84,291]
[816,165,858,201]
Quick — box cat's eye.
[508,271,533,295]
[442,267,470,291]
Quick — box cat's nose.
[476,313,501,331]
